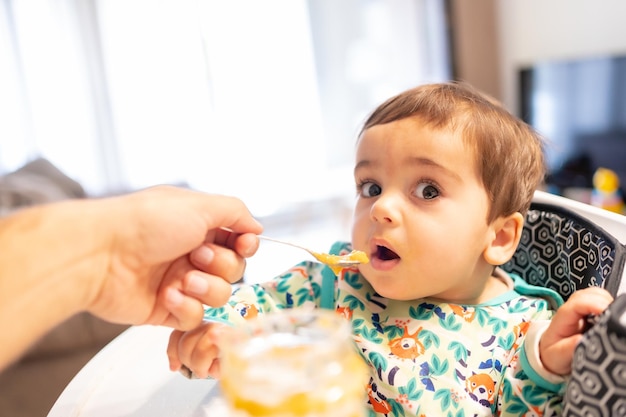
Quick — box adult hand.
[0,185,262,370]
[86,186,263,330]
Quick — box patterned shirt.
[205,241,565,416]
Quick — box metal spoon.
[257,235,368,272]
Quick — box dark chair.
[502,190,626,416]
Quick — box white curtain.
[0,0,451,217]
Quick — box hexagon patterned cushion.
[563,293,626,416]
[502,202,625,300]
[502,201,626,415]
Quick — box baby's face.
[351,117,497,303]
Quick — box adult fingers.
[154,253,233,328]
[189,243,247,285]
[213,231,261,258]
[193,193,263,236]
[182,270,234,307]
[161,286,206,330]
[236,233,261,258]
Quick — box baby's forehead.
[359,116,471,149]
[357,119,477,163]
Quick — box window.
[2,0,451,216]
[1,0,451,280]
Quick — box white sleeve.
[524,320,567,385]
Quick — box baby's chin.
[361,272,424,301]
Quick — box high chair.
[502,190,626,416]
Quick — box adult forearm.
[0,199,108,370]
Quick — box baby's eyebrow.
[354,159,373,172]
[406,156,462,182]
[354,156,463,183]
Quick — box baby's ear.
[483,212,524,266]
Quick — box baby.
[168,82,613,416]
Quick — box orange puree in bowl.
[219,311,368,417]
[220,347,366,417]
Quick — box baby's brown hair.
[359,81,546,223]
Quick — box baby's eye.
[360,182,382,197]
[415,182,440,200]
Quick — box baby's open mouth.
[375,245,400,261]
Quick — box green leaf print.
[510,298,531,313]
[389,399,404,417]
[352,318,365,329]
[521,384,551,408]
[447,409,466,417]
[498,332,515,350]
[440,312,462,331]
[399,378,423,401]
[251,285,265,298]
[434,389,453,411]
[368,351,389,373]
[343,271,363,289]
[501,380,513,398]
[384,325,404,339]
[362,326,384,344]
[409,304,435,320]
[486,315,507,333]
[430,355,449,375]
[501,396,528,414]
[420,329,441,349]
[275,279,292,293]
[475,308,491,326]
[448,341,469,363]
[343,294,365,311]
[204,306,228,321]
[351,317,374,339]
[499,380,536,414]
[252,287,271,308]
[295,286,315,305]
[310,281,321,296]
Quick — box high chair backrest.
[502,190,626,300]
[504,190,626,416]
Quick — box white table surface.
[47,325,221,417]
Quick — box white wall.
[497,0,626,113]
